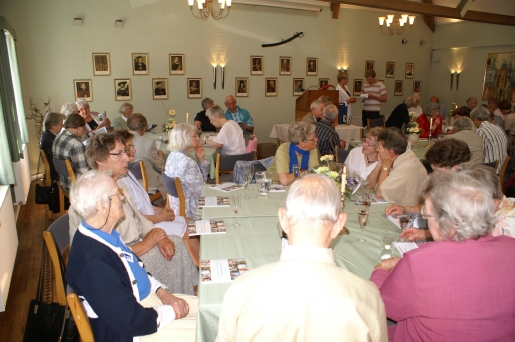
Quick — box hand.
[157,238,175,261]
[194,143,205,163]
[400,228,431,242]
[433,117,441,129]
[158,206,175,222]
[157,150,164,159]
[385,204,405,216]
[378,145,394,168]
[348,97,357,104]
[240,123,249,131]
[377,257,401,272]
[143,228,168,246]
[105,117,112,128]
[339,140,346,149]
[157,289,189,319]
[446,128,457,135]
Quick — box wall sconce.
[72,17,83,26]
[213,65,217,89]
[221,65,225,89]
[451,71,454,90]
[115,20,124,28]
[338,67,347,73]
[456,71,460,91]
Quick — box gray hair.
[466,96,477,105]
[127,113,147,131]
[423,101,440,116]
[470,106,490,122]
[70,170,114,220]
[206,105,224,119]
[337,72,349,82]
[61,102,79,115]
[377,127,407,155]
[323,104,339,121]
[284,174,341,228]
[288,121,316,145]
[365,127,383,147]
[461,164,502,200]
[44,112,66,130]
[404,96,415,108]
[453,116,473,131]
[119,102,133,115]
[201,98,214,110]
[310,100,324,113]
[76,99,89,109]
[167,123,196,152]
[421,172,496,242]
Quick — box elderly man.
[316,104,345,156]
[205,105,246,155]
[444,116,483,166]
[471,105,507,174]
[216,175,387,342]
[68,133,199,295]
[112,102,133,131]
[367,128,427,206]
[40,112,66,182]
[301,99,324,123]
[361,69,387,127]
[224,95,254,136]
[194,97,217,132]
[128,113,166,197]
[466,96,478,110]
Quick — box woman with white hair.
[416,101,443,139]
[76,99,111,134]
[66,170,196,342]
[407,93,422,116]
[204,105,246,155]
[164,123,209,220]
[60,102,79,115]
[372,171,515,341]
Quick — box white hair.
[61,102,79,115]
[70,170,115,220]
[167,123,196,152]
[206,105,224,119]
[310,100,324,112]
[76,99,89,109]
[470,105,490,122]
[323,104,339,121]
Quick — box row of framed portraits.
[351,79,421,96]
[93,53,185,76]
[366,60,415,79]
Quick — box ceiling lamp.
[188,0,231,20]
[377,14,415,36]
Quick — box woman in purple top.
[371,171,515,341]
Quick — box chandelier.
[378,14,415,36]
[187,0,231,20]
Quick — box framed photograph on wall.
[293,78,305,96]
[73,79,93,101]
[114,79,131,101]
[187,78,202,98]
[265,78,277,97]
[413,80,421,93]
[280,56,291,75]
[236,77,249,97]
[306,58,318,76]
[365,60,375,75]
[132,53,149,75]
[405,63,414,78]
[170,54,185,75]
[319,78,329,89]
[152,78,168,100]
[353,79,363,96]
[394,80,403,96]
[251,56,263,75]
[386,62,395,78]
[482,52,515,100]
[92,53,110,76]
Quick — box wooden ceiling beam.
[422,0,434,32]
[320,0,515,26]
[331,2,341,19]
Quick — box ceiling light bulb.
[387,14,394,22]
[401,14,408,22]
[188,0,194,5]
[226,0,231,6]
[197,1,203,9]
[409,16,415,25]
[378,17,385,25]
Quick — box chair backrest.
[216,150,257,184]
[67,292,95,342]
[483,160,500,170]
[65,159,76,184]
[335,146,349,163]
[128,161,143,179]
[499,156,511,188]
[40,149,52,187]
[367,117,385,129]
[43,213,69,306]
[53,157,69,178]
[162,173,186,216]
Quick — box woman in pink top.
[416,102,443,139]
[371,171,515,341]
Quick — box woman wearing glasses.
[417,101,443,139]
[371,171,515,341]
[345,127,383,180]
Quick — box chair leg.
[59,187,64,214]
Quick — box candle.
[341,166,347,194]
[186,113,189,123]
[429,117,433,133]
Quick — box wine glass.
[361,189,372,209]
[292,164,300,180]
[230,193,241,227]
[242,165,254,200]
[356,205,369,244]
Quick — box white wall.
[1,0,435,175]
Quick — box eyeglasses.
[105,188,124,202]
[362,139,377,147]
[420,205,434,220]
[109,149,130,157]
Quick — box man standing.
[301,100,324,123]
[316,104,346,156]
[362,69,387,127]
[224,95,254,136]
[134,56,146,71]
[367,128,427,206]
[216,175,387,342]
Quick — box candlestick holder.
[338,193,350,235]
[426,135,433,148]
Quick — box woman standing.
[336,72,356,124]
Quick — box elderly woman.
[60,102,79,115]
[267,121,319,186]
[385,97,413,129]
[164,123,209,220]
[40,112,66,182]
[416,101,443,139]
[345,127,382,180]
[372,171,515,341]
[204,105,246,155]
[194,98,216,132]
[336,72,356,124]
[66,171,197,342]
[407,93,423,116]
[76,99,111,134]
[111,102,134,131]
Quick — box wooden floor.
[0,181,55,341]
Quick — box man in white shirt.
[362,69,387,127]
[216,174,387,342]
[205,105,246,155]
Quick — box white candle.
[186,113,189,123]
[341,166,347,193]
[429,117,433,133]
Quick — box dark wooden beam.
[331,2,340,19]
[320,0,515,26]
[422,0,435,32]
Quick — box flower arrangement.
[165,109,176,132]
[405,123,423,135]
[320,155,334,162]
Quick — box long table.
[269,123,363,149]
[195,185,399,341]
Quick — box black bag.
[35,182,62,214]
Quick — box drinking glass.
[380,231,394,260]
[356,205,369,244]
[398,213,411,241]
[242,165,254,200]
[293,164,300,180]
[230,193,241,227]
[255,171,271,198]
[361,189,372,209]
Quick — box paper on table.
[371,195,388,203]
[187,219,226,236]
[201,258,248,283]
[393,241,419,257]
[270,184,286,192]
[210,183,244,192]
[198,196,230,207]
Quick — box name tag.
[123,252,134,263]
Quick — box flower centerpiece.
[165,109,176,132]
[405,122,423,144]
[409,111,418,123]
[320,154,334,168]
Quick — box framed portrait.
[152,78,168,100]
[386,62,395,78]
[132,53,149,75]
[306,58,318,76]
[394,80,403,96]
[187,78,202,98]
[251,56,264,75]
[353,79,363,96]
[319,78,330,89]
[265,78,277,97]
[482,52,515,100]
[365,60,375,75]
[169,54,185,75]
[235,77,249,97]
[280,56,291,76]
[92,53,110,76]
[405,63,414,78]
[73,79,93,101]
[293,78,305,96]
[114,79,131,101]
[413,80,421,93]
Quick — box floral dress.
[493,196,515,237]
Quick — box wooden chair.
[215,151,256,184]
[67,292,95,342]
[483,160,500,170]
[499,156,511,188]
[335,146,349,163]
[40,149,53,220]
[367,117,386,129]
[128,160,163,203]
[162,173,186,217]
[53,158,75,214]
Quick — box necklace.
[366,155,378,164]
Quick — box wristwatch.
[382,167,390,171]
